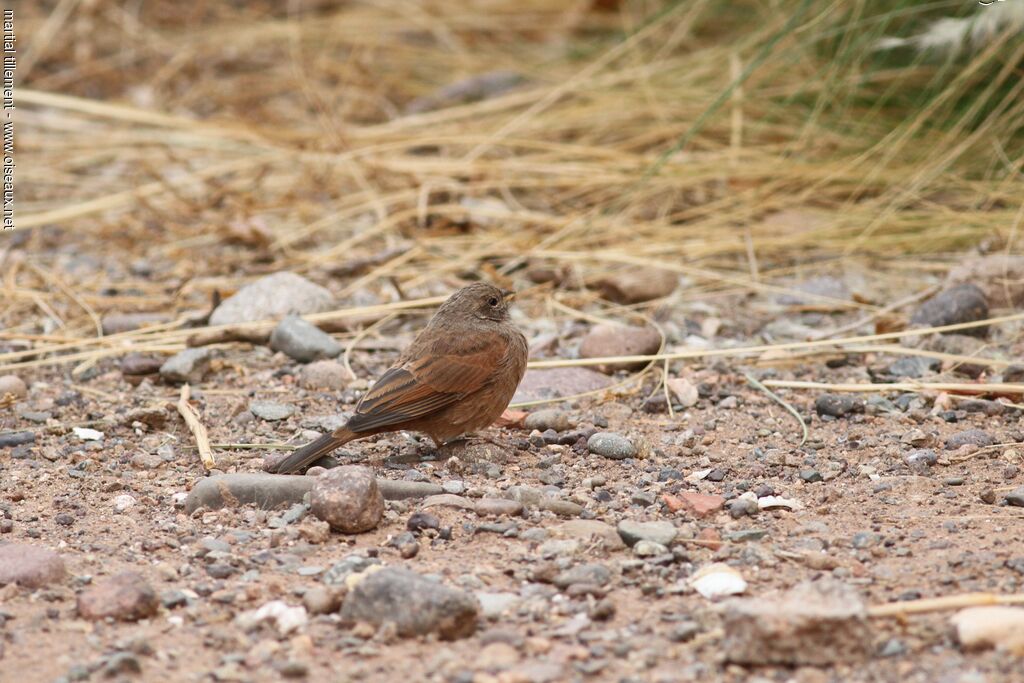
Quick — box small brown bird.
[270,283,528,474]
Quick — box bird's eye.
[488,297,499,307]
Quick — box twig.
[744,373,808,446]
[868,593,1024,618]
[761,380,1024,395]
[811,284,940,341]
[177,384,215,470]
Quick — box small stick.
[177,384,215,470]
[745,373,808,446]
[868,592,1024,618]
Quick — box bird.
[269,282,528,474]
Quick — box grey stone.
[0,431,35,448]
[617,520,676,547]
[945,429,996,451]
[210,272,334,326]
[0,543,66,588]
[524,409,574,433]
[814,393,865,418]
[249,401,294,421]
[475,499,524,517]
[322,555,381,586]
[159,348,212,384]
[340,567,478,639]
[540,499,584,517]
[722,579,873,665]
[587,432,636,460]
[910,283,989,338]
[270,315,342,363]
[554,563,610,589]
[377,480,444,500]
[1005,487,1024,508]
[904,449,938,469]
[310,466,384,533]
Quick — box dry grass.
[6,0,1023,389]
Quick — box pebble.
[340,567,478,639]
[298,360,349,390]
[617,520,677,547]
[691,563,747,599]
[322,555,381,587]
[210,272,334,326]
[722,579,872,665]
[910,283,990,337]
[0,374,28,399]
[512,367,614,404]
[250,401,295,421]
[578,324,661,373]
[159,348,213,384]
[310,466,384,533]
[0,431,35,448]
[814,394,865,418]
[593,268,677,304]
[473,593,520,618]
[903,448,937,469]
[270,315,342,362]
[540,499,583,517]
[422,494,476,511]
[633,540,668,557]
[378,480,444,500]
[524,409,574,433]
[800,469,823,483]
[77,572,159,621]
[476,499,524,517]
[945,429,995,451]
[669,491,726,517]
[587,432,636,459]
[120,353,164,376]
[951,606,1024,654]
[0,543,66,588]
[236,600,308,636]
[1004,487,1024,508]
[113,494,137,513]
[553,563,611,589]
[441,480,466,495]
[302,586,343,615]
[551,520,625,550]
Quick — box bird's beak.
[501,289,516,302]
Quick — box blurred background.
[6,0,1024,361]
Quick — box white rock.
[73,427,104,441]
[113,494,137,512]
[666,378,699,408]
[758,495,804,511]
[686,468,712,483]
[691,563,747,600]
[951,606,1024,655]
[237,600,308,637]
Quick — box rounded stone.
[299,360,349,390]
[587,432,636,460]
[0,543,66,588]
[0,375,28,399]
[310,466,384,533]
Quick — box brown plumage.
[270,283,528,474]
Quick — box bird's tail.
[270,428,357,474]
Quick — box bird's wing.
[345,331,507,432]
